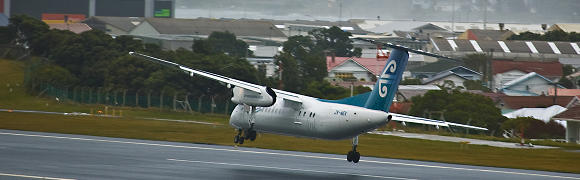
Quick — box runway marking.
[2,131,580,179]
[0,172,76,180]
[167,158,416,180]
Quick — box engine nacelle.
[231,86,277,107]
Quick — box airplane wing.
[129,52,302,103]
[390,113,488,131]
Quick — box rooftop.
[499,96,577,109]
[492,60,563,77]
[326,56,387,76]
[144,18,287,38]
[48,23,92,34]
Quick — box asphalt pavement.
[0,129,579,180]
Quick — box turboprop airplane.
[129,39,487,163]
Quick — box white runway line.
[0,172,76,180]
[1,131,579,179]
[167,158,416,180]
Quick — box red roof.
[326,56,387,76]
[492,60,562,77]
[500,96,576,109]
[554,104,580,120]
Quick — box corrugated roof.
[408,60,461,73]
[145,18,286,38]
[548,88,580,97]
[431,39,580,55]
[492,60,563,78]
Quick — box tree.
[309,26,361,57]
[558,77,574,89]
[192,31,253,57]
[301,81,371,100]
[501,117,565,139]
[562,65,575,77]
[463,80,490,92]
[275,35,327,92]
[409,90,506,135]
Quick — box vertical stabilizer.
[364,48,409,112]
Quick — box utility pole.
[483,0,488,30]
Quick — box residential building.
[48,23,92,34]
[492,60,563,91]
[548,24,580,33]
[553,104,580,144]
[500,72,563,96]
[421,66,482,88]
[497,95,580,113]
[326,56,385,83]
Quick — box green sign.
[155,9,171,17]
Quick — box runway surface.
[1,129,579,180]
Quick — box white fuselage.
[229,96,389,140]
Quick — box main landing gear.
[346,136,360,163]
[234,128,257,145]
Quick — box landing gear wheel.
[234,135,240,144]
[353,152,360,163]
[238,137,245,144]
[249,130,257,141]
[346,151,353,162]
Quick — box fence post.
[210,95,216,114]
[113,90,118,106]
[96,87,102,104]
[88,87,93,104]
[147,90,152,108]
[122,89,127,107]
[135,90,140,108]
[160,89,165,111]
[173,92,177,111]
[197,94,204,113]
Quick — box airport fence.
[29,82,236,115]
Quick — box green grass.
[1,59,580,174]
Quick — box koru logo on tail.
[378,60,397,98]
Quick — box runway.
[1,130,579,180]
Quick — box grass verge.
[1,112,580,174]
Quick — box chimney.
[331,51,336,63]
[542,24,547,31]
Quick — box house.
[420,66,481,88]
[553,104,580,143]
[492,60,563,91]
[408,60,463,80]
[500,72,563,96]
[498,95,580,113]
[548,24,580,33]
[48,23,92,34]
[457,29,514,41]
[503,105,567,127]
[326,56,387,82]
[84,16,144,35]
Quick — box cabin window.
[309,112,312,117]
[303,112,306,116]
[313,113,316,118]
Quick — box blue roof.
[0,14,8,27]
